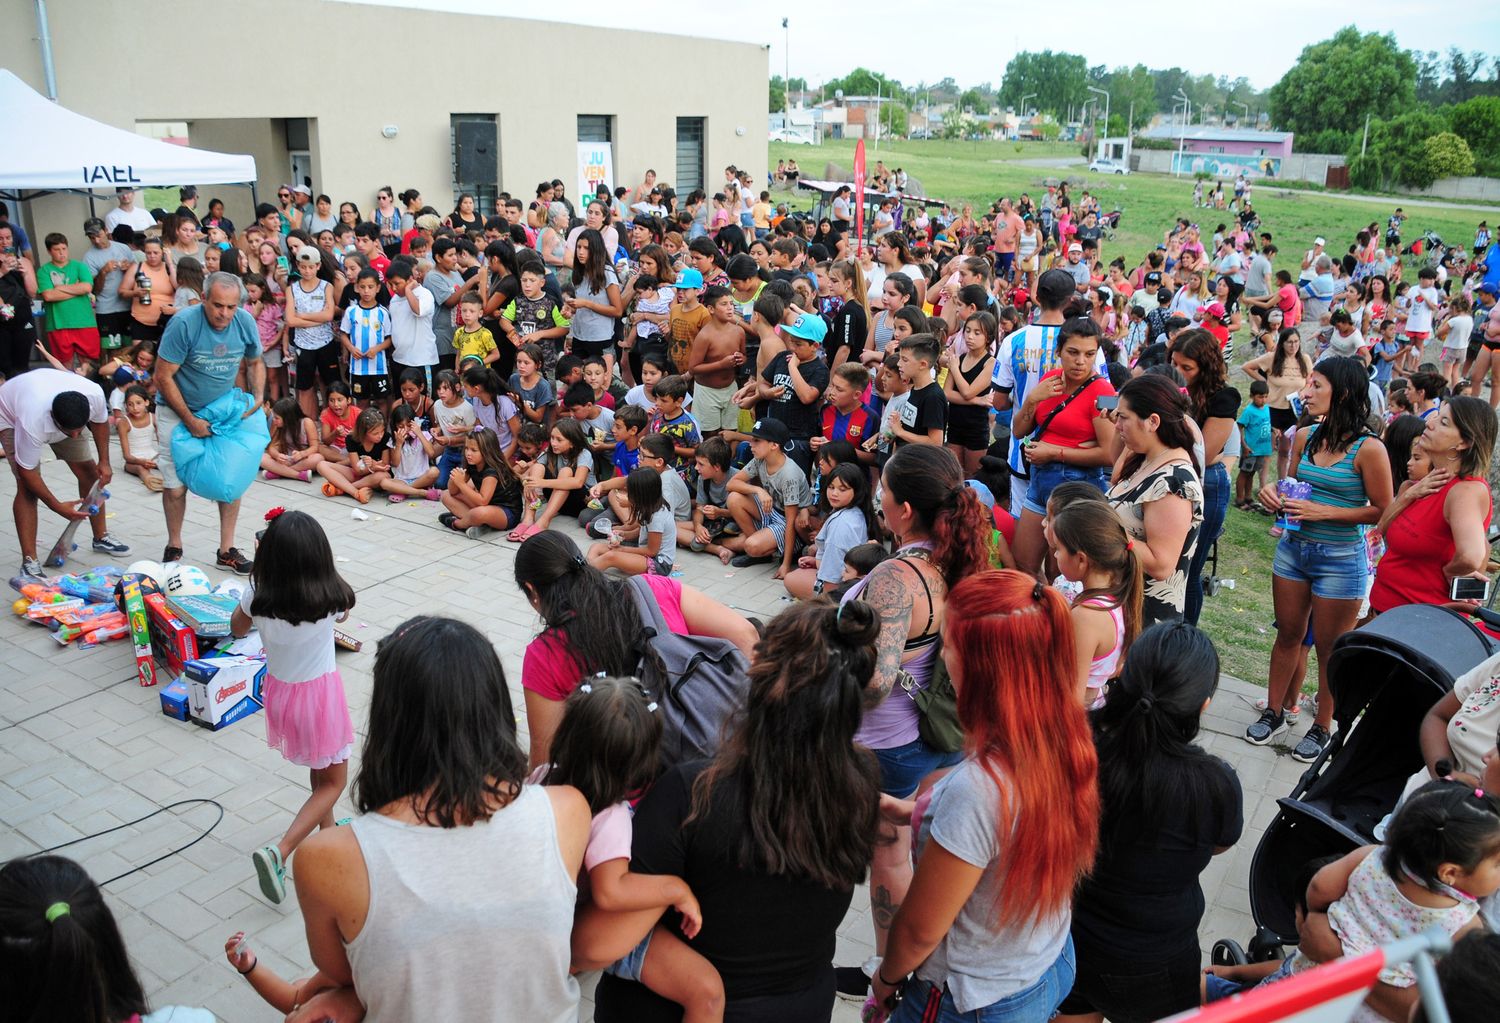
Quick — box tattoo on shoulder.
[862,563,915,707]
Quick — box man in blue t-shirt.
[154,272,264,574]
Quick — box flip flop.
[321,482,339,498]
[388,494,406,504]
[507,524,536,542]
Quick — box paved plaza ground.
[0,440,1313,1021]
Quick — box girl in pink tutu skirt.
[230,507,356,905]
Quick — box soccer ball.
[163,565,212,597]
[112,573,163,613]
[125,559,167,584]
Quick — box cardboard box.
[145,594,200,676]
[159,677,190,721]
[165,593,238,638]
[185,656,265,731]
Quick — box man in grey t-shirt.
[83,218,135,340]
[1064,243,1091,292]
[1244,246,1274,298]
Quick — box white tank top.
[346,785,579,1022]
[127,416,159,462]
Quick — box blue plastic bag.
[170,389,270,503]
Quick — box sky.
[337,0,1500,92]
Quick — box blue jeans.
[1184,461,1230,625]
[891,938,1075,1023]
[435,444,464,488]
[1022,460,1109,515]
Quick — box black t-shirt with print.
[762,351,829,439]
[898,381,948,444]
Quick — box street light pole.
[781,17,790,131]
[1086,84,1109,159]
[1173,91,1190,176]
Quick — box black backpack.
[625,575,751,766]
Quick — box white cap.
[1314,236,1326,246]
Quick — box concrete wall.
[2,0,766,239]
[1132,149,1346,185]
[1408,176,1500,202]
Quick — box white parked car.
[1089,158,1130,175]
[769,129,815,145]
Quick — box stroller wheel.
[1211,939,1249,967]
[1249,927,1285,963]
[1204,575,1220,597]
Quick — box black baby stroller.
[1214,603,1497,965]
[1101,207,1123,242]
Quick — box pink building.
[1139,124,1295,158]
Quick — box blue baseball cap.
[1479,282,1498,296]
[675,267,704,289]
[783,312,828,343]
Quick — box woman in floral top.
[1106,374,1204,625]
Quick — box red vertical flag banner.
[854,138,866,254]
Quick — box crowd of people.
[2,160,1500,1023]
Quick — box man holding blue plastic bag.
[153,271,266,575]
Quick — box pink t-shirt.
[521,575,688,700]
[585,802,634,872]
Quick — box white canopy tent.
[0,69,256,201]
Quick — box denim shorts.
[874,737,965,799]
[604,929,653,982]
[892,937,1075,1023]
[1272,534,1368,600]
[1022,460,1109,516]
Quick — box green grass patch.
[772,140,1497,281]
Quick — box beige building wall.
[2,0,767,238]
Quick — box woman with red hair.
[832,444,995,1000]
[871,569,1100,1023]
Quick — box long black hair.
[571,227,611,294]
[355,616,526,827]
[691,600,881,888]
[249,510,356,625]
[624,466,665,530]
[514,531,649,681]
[1382,414,1427,488]
[1092,622,1237,843]
[1270,327,1310,381]
[546,676,662,814]
[1304,356,1372,460]
[821,461,879,539]
[0,855,147,1023]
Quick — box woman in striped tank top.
[1250,357,1393,762]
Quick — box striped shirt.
[341,302,391,377]
[1295,427,1371,544]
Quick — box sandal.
[438,512,457,528]
[321,482,340,498]
[425,487,441,501]
[507,523,536,542]
[388,494,407,504]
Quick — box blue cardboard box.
[159,677,190,721]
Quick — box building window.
[576,115,613,143]
[1208,146,1225,154]
[451,114,499,215]
[676,117,704,192]
[1254,148,1266,156]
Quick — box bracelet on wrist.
[877,968,907,987]
[238,956,258,976]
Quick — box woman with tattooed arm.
[833,444,995,999]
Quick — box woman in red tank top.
[1369,397,1495,614]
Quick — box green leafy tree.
[999,51,1088,119]
[769,76,786,114]
[879,101,910,138]
[1424,132,1476,178]
[1105,64,1157,130]
[824,67,902,99]
[1269,27,1416,136]
[1347,109,1446,189]
[959,88,986,114]
[1447,96,1500,173]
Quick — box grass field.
[772,139,1497,280]
[768,137,1500,688]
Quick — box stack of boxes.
[149,591,266,731]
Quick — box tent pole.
[34,0,59,101]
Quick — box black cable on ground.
[32,797,225,885]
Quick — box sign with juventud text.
[577,142,614,208]
[853,139,866,253]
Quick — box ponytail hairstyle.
[1117,374,1200,478]
[1093,622,1233,845]
[546,676,662,814]
[882,444,992,590]
[514,530,651,680]
[0,855,147,1023]
[830,258,871,323]
[691,600,882,889]
[1384,781,1500,892]
[462,364,504,401]
[1051,501,1144,658]
[882,272,917,308]
[943,570,1099,926]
